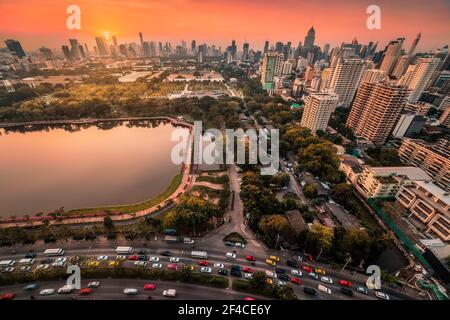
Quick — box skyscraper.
[304,26,315,50]
[300,93,339,133]
[39,47,54,60]
[402,57,441,103]
[5,39,26,58]
[261,52,283,91]
[242,42,249,61]
[380,38,405,76]
[263,41,269,54]
[408,33,421,56]
[392,55,411,79]
[95,36,110,56]
[112,36,118,47]
[69,39,81,60]
[191,40,196,54]
[347,81,410,144]
[61,45,71,60]
[139,32,144,47]
[360,69,387,84]
[328,58,367,107]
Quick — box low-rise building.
[355,166,432,199]
[396,181,450,241]
[339,155,365,184]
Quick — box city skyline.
[1,0,449,52]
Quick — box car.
[265,278,273,285]
[291,269,302,277]
[97,256,108,261]
[244,273,253,279]
[24,283,39,291]
[318,284,332,295]
[152,263,163,269]
[123,288,139,295]
[160,251,172,257]
[235,242,245,248]
[20,266,31,272]
[200,267,212,273]
[162,289,177,297]
[58,285,74,294]
[79,288,93,295]
[356,286,369,295]
[134,261,147,267]
[138,255,148,261]
[138,250,147,255]
[149,256,159,262]
[108,261,120,267]
[198,260,209,266]
[375,291,390,300]
[269,255,280,262]
[287,260,297,268]
[39,289,55,296]
[69,256,81,262]
[302,265,313,273]
[339,280,352,287]
[291,277,302,285]
[25,252,37,259]
[2,267,14,273]
[230,269,241,277]
[167,263,178,270]
[278,280,287,287]
[243,267,253,273]
[128,255,139,261]
[88,282,101,288]
[308,272,319,280]
[265,270,277,279]
[226,252,236,259]
[292,255,303,262]
[224,241,234,247]
[315,267,326,275]
[116,255,127,260]
[278,274,290,281]
[303,287,316,295]
[86,261,100,267]
[0,293,15,300]
[56,257,67,263]
[246,255,256,262]
[184,264,195,271]
[265,259,276,266]
[214,263,225,269]
[341,287,354,297]
[275,268,286,274]
[320,276,333,284]
[169,257,180,263]
[218,268,229,276]
[183,238,194,245]
[244,297,256,300]
[144,283,156,290]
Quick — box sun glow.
[102,32,111,40]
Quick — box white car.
[320,276,333,284]
[123,288,138,295]
[292,256,303,262]
[40,289,55,296]
[214,263,225,269]
[265,270,277,279]
[134,261,148,267]
[58,285,74,294]
[375,291,390,300]
[116,255,127,260]
[149,256,160,262]
[87,282,101,288]
[52,261,65,267]
[152,263,163,269]
[200,267,212,273]
[226,252,236,259]
[163,289,177,297]
[318,284,332,295]
[278,280,287,287]
[20,266,31,272]
[234,242,245,248]
[169,257,180,263]
[97,256,108,261]
[56,257,67,263]
[291,269,302,277]
[2,267,14,273]
[244,273,253,280]
[183,238,194,245]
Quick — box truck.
[191,251,208,259]
[115,246,134,254]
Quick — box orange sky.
[0,0,449,52]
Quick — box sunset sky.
[0,0,449,52]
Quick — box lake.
[0,120,187,217]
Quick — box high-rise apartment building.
[328,58,367,107]
[380,38,405,76]
[95,36,110,56]
[5,39,26,59]
[392,55,411,79]
[360,69,387,84]
[438,107,450,128]
[402,57,441,103]
[408,33,421,56]
[346,81,409,144]
[260,52,283,91]
[304,26,315,50]
[300,93,339,133]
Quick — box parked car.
[308,272,319,280]
[318,284,332,295]
[218,269,229,276]
[214,263,225,269]
[339,280,352,287]
[246,255,256,262]
[79,288,93,295]
[152,263,163,269]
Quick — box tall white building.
[403,57,441,103]
[300,93,339,133]
[392,55,411,79]
[260,52,284,91]
[380,38,405,76]
[327,58,367,107]
[361,69,387,84]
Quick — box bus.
[115,246,134,254]
[191,251,208,259]
[44,249,65,256]
[0,260,15,267]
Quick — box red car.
[291,277,302,285]
[128,255,139,261]
[246,255,256,261]
[198,260,209,266]
[79,288,93,295]
[243,267,253,273]
[0,293,15,300]
[244,297,256,300]
[168,263,178,270]
[144,283,156,290]
[302,265,313,273]
[339,280,352,287]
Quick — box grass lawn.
[67,174,183,215]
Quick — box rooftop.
[413,181,450,207]
[368,166,432,181]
